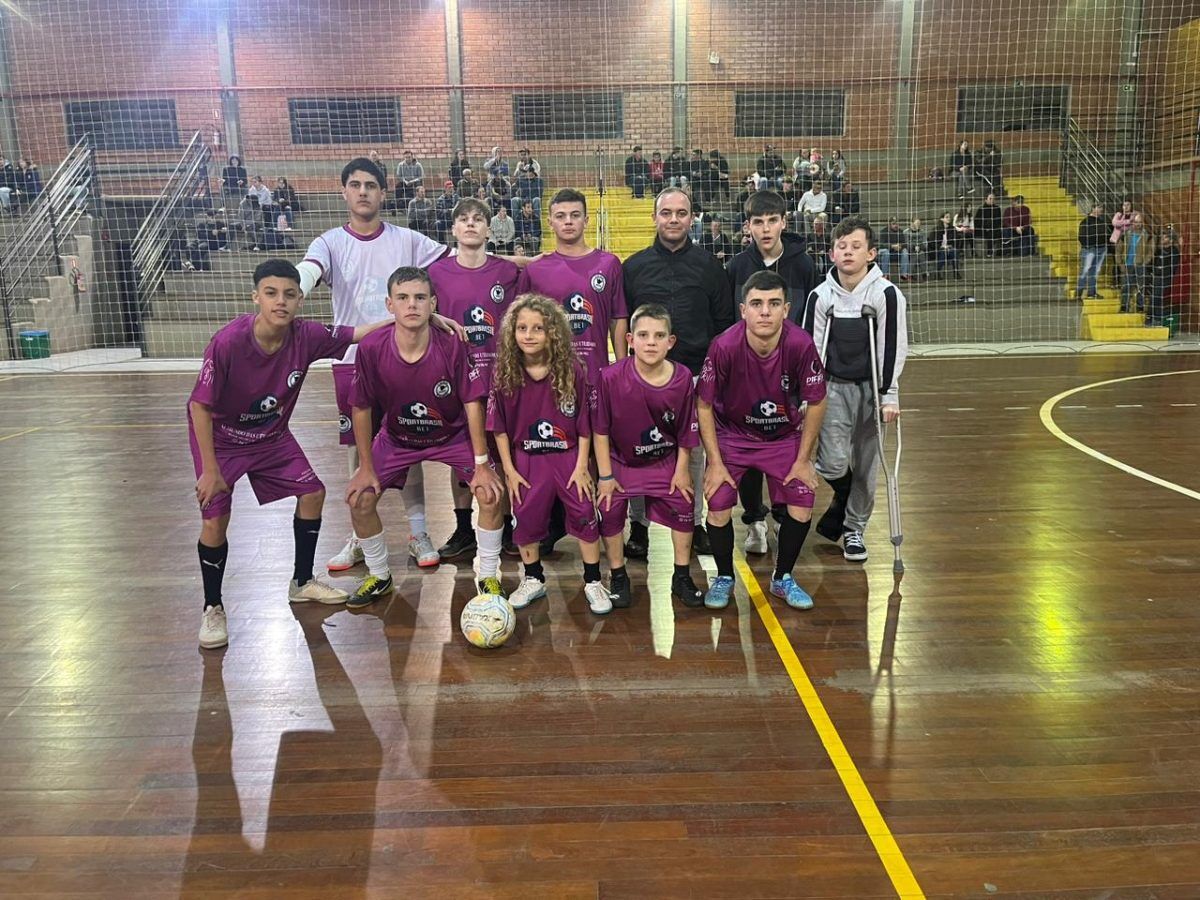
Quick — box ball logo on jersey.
[433,379,452,399]
[634,424,673,458]
[398,401,444,434]
[489,283,506,303]
[806,358,823,387]
[745,398,790,433]
[240,394,281,427]
[590,273,607,293]
[563,293,594,336]
[287,370,304,389]
[524,419,569,453]
[464,305,496,346]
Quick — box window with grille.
[288,97,403,145]
[957,85,1069,132]
[734,90,846,138]
[65,99,180,151]
[513,92,623,141]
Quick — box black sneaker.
[501,520,519,557]
[347,573,394,608]
[842,530,868,562]
[437,527,477,561]
[815,501,845,543]
[609,570,633,608]
[692,524,712,556]
[671,572,705,608]
[624,521,649,560]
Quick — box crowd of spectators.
[0,154,44,213]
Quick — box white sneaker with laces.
[199,605,228,649]
[584,581,614,615]
[408,532,440,568]
[743,520,768,554]
[327,534,364,572]
[509,576,547,609]
[288,577,349,605]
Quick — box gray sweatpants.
[815,379,879,533]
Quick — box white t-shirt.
[303,222,445,362]
[799,190,828,216]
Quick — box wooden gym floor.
[0,352,1198,898]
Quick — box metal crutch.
[864,311,905,576]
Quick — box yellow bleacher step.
[1090,325,1170,341]
[1087,313,1147,328]
[1082,298,1120,314]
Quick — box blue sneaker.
[770,574,813,610]
[704,575,735,610]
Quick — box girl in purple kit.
[189,260,390,651]
[592,304,705,609]
[488,294,616,615]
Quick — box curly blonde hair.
[493,293,580,409]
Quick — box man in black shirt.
[1076,202,1109,299]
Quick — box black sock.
[583,561,602,583]
[611,565,627,581]
[524,559,545,582]
[454,507,472,533]
[738,470,767,523]
[293,516,321,586]
[198,541,228,609]
[673,563,690,579]
[707,520,735,578]
[773,517,812,580]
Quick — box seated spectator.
[829,179,860,226]
[756,144,785,187]
[487,173,512,215]
[649,151,665,195]
[976,139,1003,195]
[778,178,800,232]
[435,180,459,243]
[1148,227,1181,326]
[708,150,731,199]
[699,214,735,265]
[791,148,810,181]
[665,146,688,187]
[806,213,832,275]
[902,217,926,280]
[929,212,963,279]
[824,149,847,189]
[1110,198,1138,245]
[950,140,974,200]
[489,205,516,255]
[1076,202,1109,299]
[457,168,480,201]
[795,158,820,193]
[0,155,16,213]
[273,176,300,228]
[689,195,707,244]
[975,192,1003,257]
[406,185,436,237]
[511,149,542,217]
[449,149,470,184]
[798,180,828,230]
[876,216,906,278]
[484,146,510,179]
[734,177,756,231]
[248,175,276,223]
[953,204,975,255]
[1116,214,1153,313]
[1001,194,1036,256]
[515,199,542,254]
[369,150,389,195]
[194,209,228,252]
[395,150,425,204]
[237,195,263,250]
[18,157,42,203]
[624,145,650,199]
[221,154,247,202]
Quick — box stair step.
[1082,299,1121,314]
[1090,325,1170,341]
[1087,313,1147,327]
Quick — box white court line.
[1060,404,1088,409]
[1004,406,1030,410]
[1040,370,1200,502]
[1171,403,1197,408]
[1114,404,1143,408]
[947,407,975,412]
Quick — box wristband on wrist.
[474,453,489,465]
[597,474,615,481]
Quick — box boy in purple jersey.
[344,266,505,607]
[524,188,629,553]
[189,260,391,650]
[697,270,828,612]
[428,198,528,562]
[592,304,706,609]
[488,294,616,615]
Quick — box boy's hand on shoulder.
[195,469,230,510]
[432,313,467,342]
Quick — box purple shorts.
[333,363,382,447]
[372,431,476,492]
[598,457,693,537]
[511,450,599,545]
[189,429,323,520]
[707,432,815,512]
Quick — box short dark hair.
[341,157,386,187]
[741,269,788,302]
[253,259,301,287]
[832,215,876,248]
[452,198,492,222]
[744,190,787,219]
[387,265,433,294]
[630,302,672,333]
[549,187,587,215]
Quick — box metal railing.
[1060,117,1132,213]
[130,131,212,348]
[0,133,98,358]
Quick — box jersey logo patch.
[338,414,352,434]
[399,402,444,434]
[634,424,673,459]
[523,419,569,453]
[590,273,607,293]
[433,380,452,399]
[564,294,594,336]
[287,370,303,389]
[560,399,576,417]
[490,284,506,303]
[780,374,790,392]
[464,306,496,346]
[744,398,790,434]
[239,394,281,428]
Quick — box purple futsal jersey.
[487,363,591,455]
[697,320,826,444]
[524,249,627,379]
[591,357,698,470]
[427,254,527,387]
[350,324,486,449]
[188,314,353,448]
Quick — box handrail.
[1060,117,1131,214]
[0,133,97,358]
[130,131,211,350]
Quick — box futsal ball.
[460,593,516,649]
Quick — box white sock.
[402,466,426,536]
[476,526,503,579]
[356,530,390,578]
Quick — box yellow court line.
[735,556,926,899]
[0,426,43,443]
[1039,369,1200,502]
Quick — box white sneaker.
[509,576,547,609]
[288,577,349,605]
[327,534,364,572]
[584,581,614,615]
[408,532,440,568]
[199,605,228,649]
[744,520,768,554]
